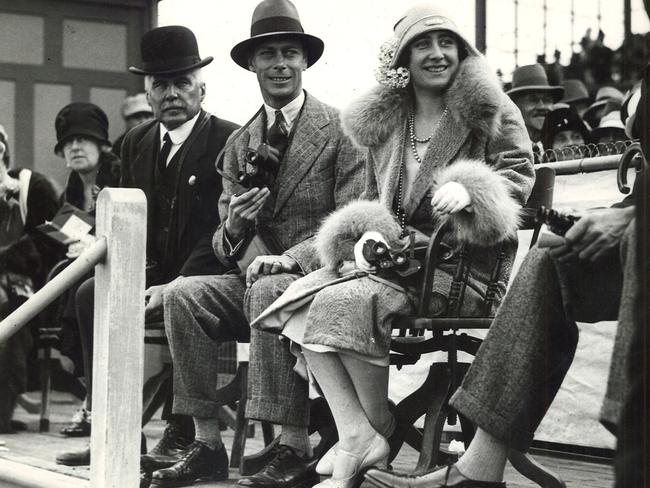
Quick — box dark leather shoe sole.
[365,469,506,488]
[150,470,228,487]
[237,472,320,488]
[55,449,90,466]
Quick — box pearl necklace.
[408,107,448,164]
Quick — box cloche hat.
[506,64,564,102]
[54,103,110,154]
[129,26,213,76]
[230,0,324,70]
[390,4,480,68]
[541,106,590,150]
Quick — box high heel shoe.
[315,433,389,488]
[316,442,338,475]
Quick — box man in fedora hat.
[56,25,239,475]
[506,64,565,161]
[150,1,364,487]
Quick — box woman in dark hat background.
[54,102,121,438]
[541,106,591,161]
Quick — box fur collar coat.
[253,56,535,358]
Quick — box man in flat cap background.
[152,1,365,487]
[56,26,239,476]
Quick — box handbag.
[235,225,285,274]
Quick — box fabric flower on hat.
[374,37,410,89]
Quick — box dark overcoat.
[120,109,238,281]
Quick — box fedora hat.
[506,64,564,102]
[230,0,324,70]
[129,26,213,76]
[561,79,589,104]
[583,86,624,128]
[54,103,110,154]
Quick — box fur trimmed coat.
[253,55,535,358]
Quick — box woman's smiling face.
[408,30,460,93]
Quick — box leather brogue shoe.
[150,440,228,487]
[237,444,319,488]
[364,465,506,488]
[56,446,90,466]
[141,422,193,472]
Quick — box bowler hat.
[230,0,324,70]
[506,64,564,102]
[54,103,110,154]
[129,26,213,76]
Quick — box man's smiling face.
[249,37,307,108]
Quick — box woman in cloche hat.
[252,3,534,487]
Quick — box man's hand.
[353,231,388,273]
[246,254,298,288]
[431,182,472,215]
[144,277,180,322]
[225,187,270,241]
[549,207,634,263]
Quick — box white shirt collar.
[263,90,305,130]
[159,111,201,146]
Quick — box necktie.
[266,110,289,158]
[157,133,172,172]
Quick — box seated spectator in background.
[540,106,590,161]
[583,86,624,129]
[591,109,627,154]
[506,64,564,161]
[112,93,153,157]
[0,125,59,433]
[559,79,590,116]
[365,73,644,488]
[52,103,120,438]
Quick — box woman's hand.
[353,231,388,273]
[431,181,471,215]
[66,234,96,259]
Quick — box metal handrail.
[0,237,107,344]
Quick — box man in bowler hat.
[152,1,365,486]
[56,26,238,473]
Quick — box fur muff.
[341,56,504,148]
[435,159,521,246]
[315,200,402,269]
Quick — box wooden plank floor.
[0,391,614,487]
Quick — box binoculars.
[237,143,280,189]
[536,206,580,237]
[362,239,410,271]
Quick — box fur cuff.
[436,160,521,246]
[315,200,402,269]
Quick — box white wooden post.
[91,188,147,488]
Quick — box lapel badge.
[188,175,197,186]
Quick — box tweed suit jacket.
[213,91,365,275]
[120,110,238,281]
